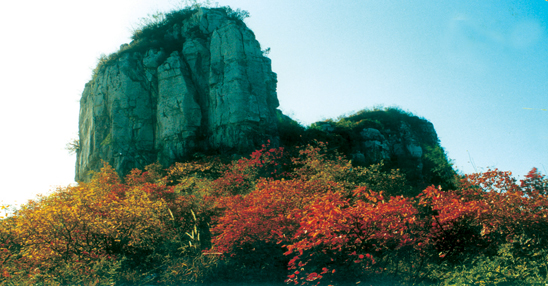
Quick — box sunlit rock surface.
[76,8,279,181]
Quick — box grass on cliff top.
[91,5,249,79]
[277,106,457,191]
[314,106,436,141]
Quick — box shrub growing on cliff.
[222,6,250,21]
[131,8,196,42]
[65,138,80,155]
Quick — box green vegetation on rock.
[277,106,458,194]
[92,4,250,78]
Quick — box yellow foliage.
[0,163,184,284]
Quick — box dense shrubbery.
[1,140,547,285]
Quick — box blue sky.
[1,0,547,206]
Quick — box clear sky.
[1,0,547,206]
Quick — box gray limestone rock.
[340,118,438,181]
[360,128,385,141]
[76,8,279,181]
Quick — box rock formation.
[351,120,437,173]
[314,118,437,173]
[289,108,453,188]
[76,7,279,181]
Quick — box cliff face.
[76,8,279,181]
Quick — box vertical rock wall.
[76,8,279,181]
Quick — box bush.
[3,140,548,284]
[431,243,548,285]
[0,163,209,284]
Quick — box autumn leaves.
[0,143,547,284]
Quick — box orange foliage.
[0,164,202,284]
[1,142,547,285]
[212,179,343,254]
[212,163,548,285]
[284,187,418,284]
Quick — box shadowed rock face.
[76,8,279,181]
[353,121,437,173]
[312,113,441,186]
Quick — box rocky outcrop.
[306,110,442,185]
[351,121,437,174]
[76,8,279,181]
